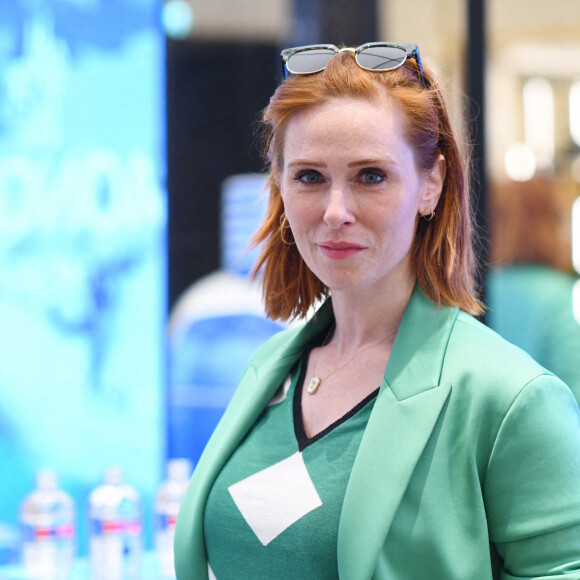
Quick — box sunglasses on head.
[281,42,425,87]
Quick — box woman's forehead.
[281,96,411,161]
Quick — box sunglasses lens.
[285,48,337,75]
[356,45,408,71]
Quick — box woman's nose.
[323,187,355,228]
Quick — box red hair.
[252,51,483,321]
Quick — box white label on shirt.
[228,451,323,546]
[267,375,292,406]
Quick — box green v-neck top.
[203,346,379,579]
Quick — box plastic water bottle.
[20,470,75,580]
[154,459,193,578]
[88,466,143,580]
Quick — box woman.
[174,43,580,579]
[486,176,580,404]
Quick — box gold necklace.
[306,325,399,394]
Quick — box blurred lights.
[573,196,580,275]
[574,279,580,325]
[572,156,580,184]
[523,77,554,171]
[504,143,536,182]
[570,81,580,147]
[162,0,194,39]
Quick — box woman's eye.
[294,170,322,184]
[360,169,385,184]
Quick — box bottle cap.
[167,458,193,482]
[36,470,58,491]
[103,466,124,486]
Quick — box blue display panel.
[0,0,166,558]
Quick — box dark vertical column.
[291,0,378,46]
[165,40,279,310]
[466,0,489,315]
[290,0,322,45]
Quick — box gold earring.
[422,203,436,221]
[280,212,295,245]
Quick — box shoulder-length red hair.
[252,51,483,321]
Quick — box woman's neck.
[328,275,416,352]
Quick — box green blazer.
[174,287,580,579]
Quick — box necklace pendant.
[307,376,321,394]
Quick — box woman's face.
[280,95,444,299]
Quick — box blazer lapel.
[338,288,458,579]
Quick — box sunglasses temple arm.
[411,49,426,87]
[417,59,426,86]
[280,59,289,80]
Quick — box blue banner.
[0,0,166,559]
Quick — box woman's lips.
[318,241,366,260]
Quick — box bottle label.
[91,518,142,536]
[21,524,75,578]
[157,513,178,531]
[22,523,75,541]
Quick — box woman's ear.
[419,154,446,215]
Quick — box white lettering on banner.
[0,156,44,239]
[0,150,165,247]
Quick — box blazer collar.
[337,286,458,579]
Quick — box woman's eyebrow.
[287,159,327,168]
[348,157,397,168]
